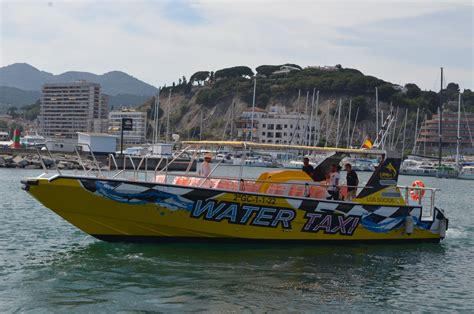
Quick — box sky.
[0,0,473,91]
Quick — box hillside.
[137,64,474,149]
[0,63,158,96]
[0,86,41,110]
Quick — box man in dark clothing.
[345,163,359,201]
[302,157,314,177]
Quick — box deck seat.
[266,184,287,196]
[309,183,329,199]
[288,185,306,197]
[173,176,191,186]
[215,179,239,191]
[339,185,348,200]
[241,181,262,192]
[155,175,166,183]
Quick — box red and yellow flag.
[361,137,373,149]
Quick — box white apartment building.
[236,105,320,145]
[40,81,109,138]
[108,109,147,145]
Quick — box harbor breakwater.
[0,150,103,170]
[0,149,196,171]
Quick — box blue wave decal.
[360,215,405,233]
[95,181,193,211]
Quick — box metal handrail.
[108,154,118,171]
[37,144,62,175]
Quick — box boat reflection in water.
[21,141,448,244]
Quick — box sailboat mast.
[412,107,419,154]
[335,99,342,148]
[165,89,171,143]
[230,101,235,140]
[325,101,330,147]
[350,106,359,147]
[250,77,257,142]
[347,98,352,148]
[438,67,444,166]
[199,110,203,141]
[401,108,408,158]
[456,93,461,167]
[308,88,316,146]
[314,90,320,146]
[154,87,160,143]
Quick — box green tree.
[190,71,210,85]
[256,65,281,77]
[405,83,421,98]
[215,66,254,79]
[377,83,396,101]
[446,82,460,92]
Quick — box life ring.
[409,180,425,201]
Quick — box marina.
[1,0,472,311]
[1,166,473,311]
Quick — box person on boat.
[326,163,340,200]
[344,163,359,201]
[199,153,212,177]
[302,157,314,176]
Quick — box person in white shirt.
[326,163,340,200]
[199,154,212,178]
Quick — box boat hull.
[22,176,446,244]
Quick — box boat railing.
[34,144,62,176]
[34,144,439,217]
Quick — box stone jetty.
[0,152,104,170]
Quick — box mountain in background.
[0,63,158,99]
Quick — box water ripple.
[1,169,473,311]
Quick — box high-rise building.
[236,105,320,145]
[417,111,474,154]
[108,109,147,145]
[40,81,108,138]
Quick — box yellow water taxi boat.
[21,141,448,244]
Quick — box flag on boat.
[361,136,373,149]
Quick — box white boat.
[233,156,281,168]
[215,153,233,164]
[281,160,307,169]
[282,154,326,169]
[20,135,46,147]
[458,166,474,180]
[0,131,9,141]
[400,159,437,177]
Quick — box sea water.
[0,168,473,311]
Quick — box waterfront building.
[108,109,147,145]
[235,105,320,145]
[77,132,117,156]
[39,81,109,138]
[417,111,474,154]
